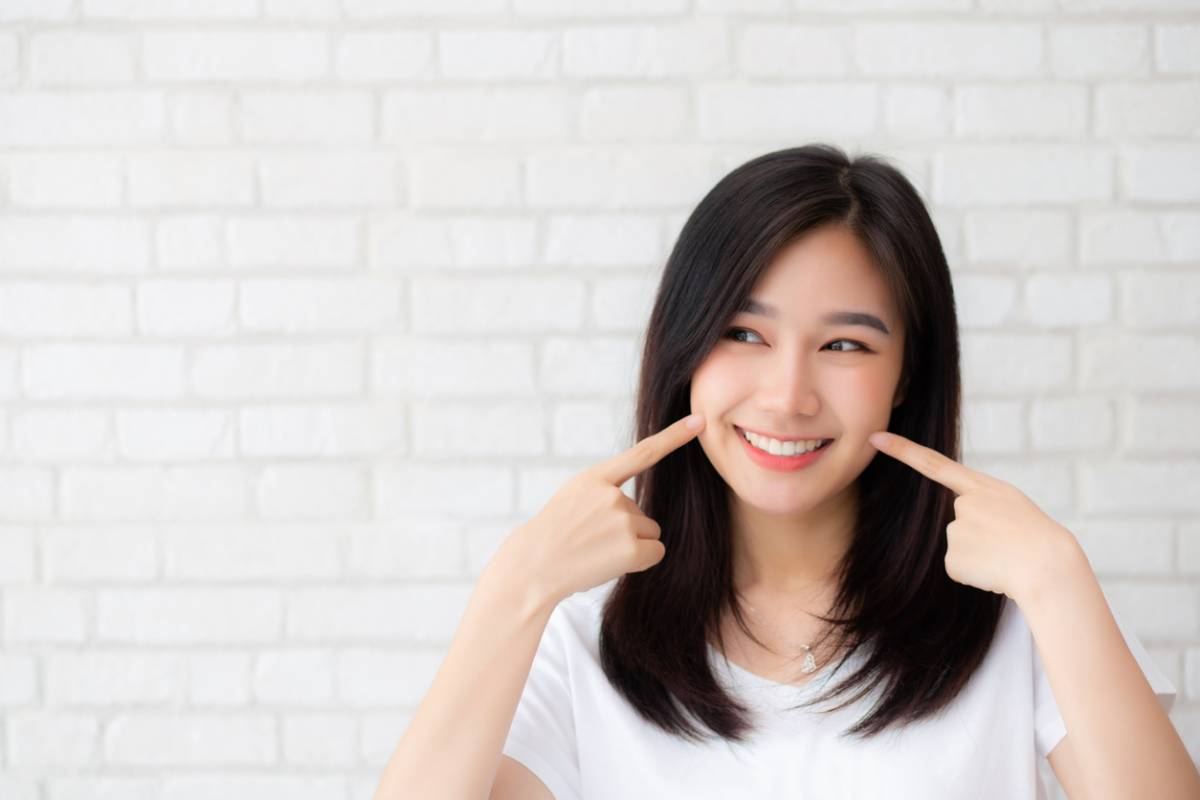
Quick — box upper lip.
[735,425,833,442]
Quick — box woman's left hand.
[868,430,1085,604]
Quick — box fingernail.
[685,413,704,430]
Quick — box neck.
[729,482,857,603]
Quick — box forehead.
[748,225,898,325]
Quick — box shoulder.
[537,579,619,668]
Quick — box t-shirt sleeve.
[500,601,583,800]
[1033,601,1178,760]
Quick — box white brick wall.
[0,2,1196,797]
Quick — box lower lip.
[735,427,833,472]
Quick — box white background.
[0,0,1197,798]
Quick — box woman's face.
[689,224,907,514]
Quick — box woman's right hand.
[495,413,707,608]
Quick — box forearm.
[1017,538,1200,799]
[373,542,560,800]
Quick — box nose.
[757,346,821,417]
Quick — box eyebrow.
[738,297,892,336]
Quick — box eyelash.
[723,327,873,353]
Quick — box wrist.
[1014,528,1093,613]
[481,532,562,621]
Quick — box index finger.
[869,430,986,497]
[595,413,706,486]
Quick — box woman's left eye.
[723,328,872,353]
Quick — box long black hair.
[596,143,1003,744]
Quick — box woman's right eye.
[724,327,762,344]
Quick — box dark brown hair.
[596,143,1004,744]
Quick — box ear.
[892,374,909,409]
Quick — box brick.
[227,217,360,270]
[144,32,327,82]
[699,84,878,140]
[241,91,373,144]
[855,22,1041,78]
[1156,23,1200,74]
[23,344,185,400]
[46,652,181,706]
[82,0,257,19]
[0,281,130,338]
[0,526,36,582]
[383,87,571,143]
[29,32,136,86]
[335,32,434,81]
[1025,273,1112,326]
[1029,396,1114,451]
[371,337,536,397]
[136,279,236,337]
[374,463,511,516]
[6,154,123,208]
[563,20,729,77]
[283,713,356,765]
[157,216,224,271]
[1121,272,1200,329]
[128,153,254,208]
[1123,145,1200,202]
[169,92,235,146]
[286,585,471,642]
[60,465,249,521]
[0,216,150,274]
[7,712,99,767]
[104,714,275,766]
[540,336,639,396]
[369,212,539,270]
[1082,462,1200,513]
[257,463,368,520]
[960,333,1073,395]
[579,86,686,141]
[438,30,557,79]
[239,277,404,333]
[934,145,1111,206]
[409,150,521,209]
[1096,83,1200,138]
[953,274,1019,327]
[159,522,343,585]
[955,85,1088,139]
[344,519,462,579]
[254,650,335,705]
[191,342,363,399]
[115,407,234,461]
[1081,333,1200,390]
[0,93,164,147]
[963,210,1071,269]
[544,214,659,267]
[42,526,157,582]
[0,468,54,521]
[260,151,399,208]
[97,589,282,644]
[3,588,88,644]
[239,401,407,457]
[736,24,851,76]
[1049,24,1149,78]
[411,276,585,333]
[411,401,546,457]
[1081,210,1200,265]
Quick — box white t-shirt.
[502,577,1177,799]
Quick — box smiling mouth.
[733,425,835,453]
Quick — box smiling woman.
[491,143,1179,799]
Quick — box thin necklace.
[741,600,820,674]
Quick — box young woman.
[374,144,1195,799]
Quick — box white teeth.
[741,428,828,456]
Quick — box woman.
[374,144,1192,799]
